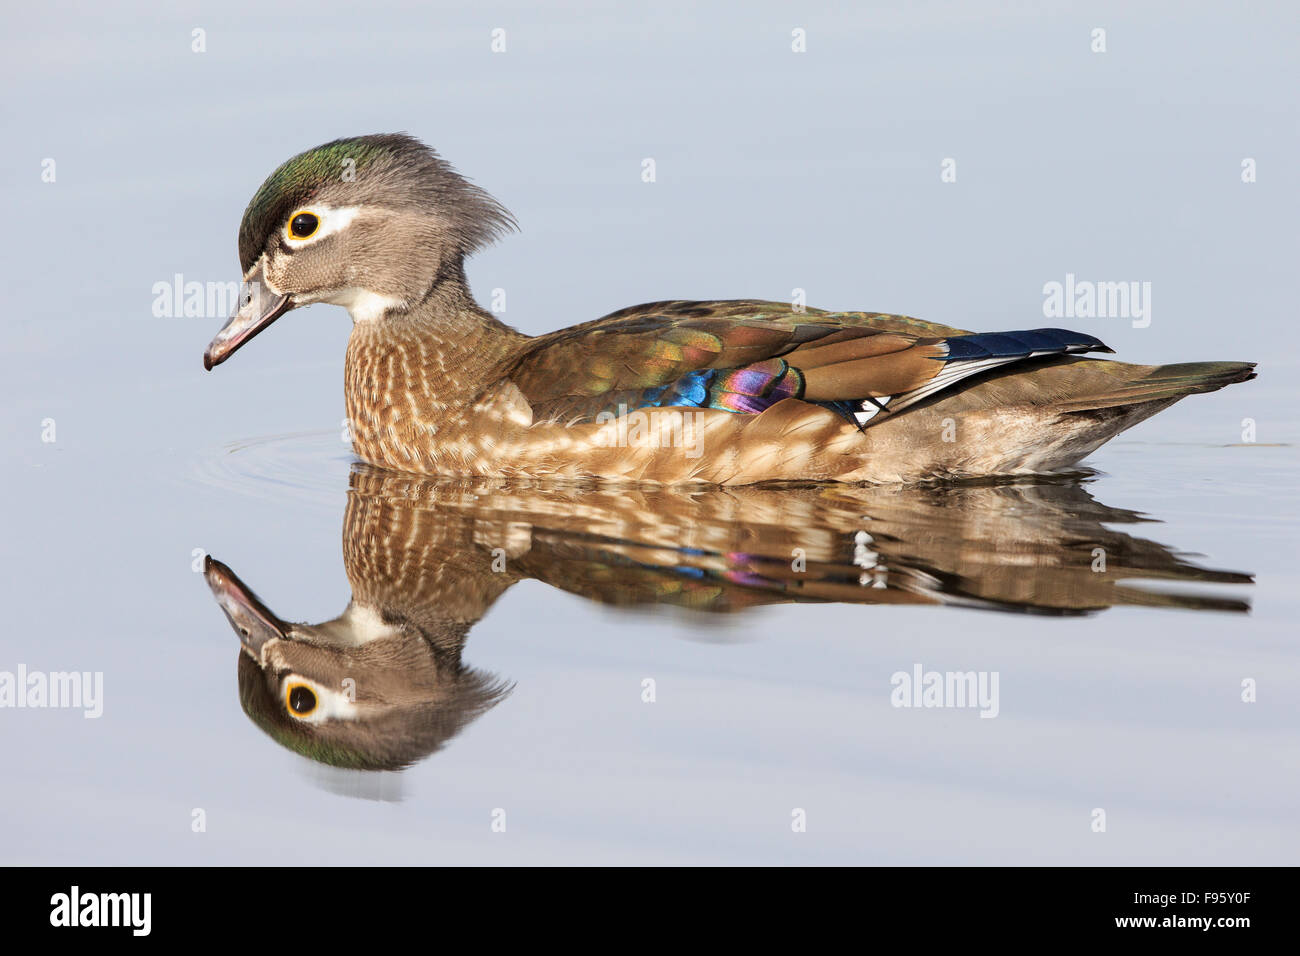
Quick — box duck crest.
[237,133,514,273]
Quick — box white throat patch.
[328,287,405,323]
[305,604,402,647]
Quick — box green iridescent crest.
[237,135,403,270]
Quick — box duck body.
[204,135,1255,485]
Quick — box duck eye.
[288,211,319,239]
[285,682,318,716]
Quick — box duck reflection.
[204,468,1251,772]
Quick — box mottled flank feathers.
[343,298,1254,483]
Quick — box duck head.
[203,133,514,369]
[204,555,510,771]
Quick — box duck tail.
[1054,360,1257,412]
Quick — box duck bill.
[203,264,292,370]
[204,556,289,660]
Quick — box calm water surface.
[5,418,1297,864]
[3,0,1298,865]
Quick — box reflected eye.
[288,211,319,239]
[285,682,318,716]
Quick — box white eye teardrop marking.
[281,675,361,724]
[283,205,363,246]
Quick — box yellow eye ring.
[285,681,319,717]
[287,210,320,240]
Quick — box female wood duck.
[203,469,1249,770]
[203,134,1255,484]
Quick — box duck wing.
[503,299,1110,427]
